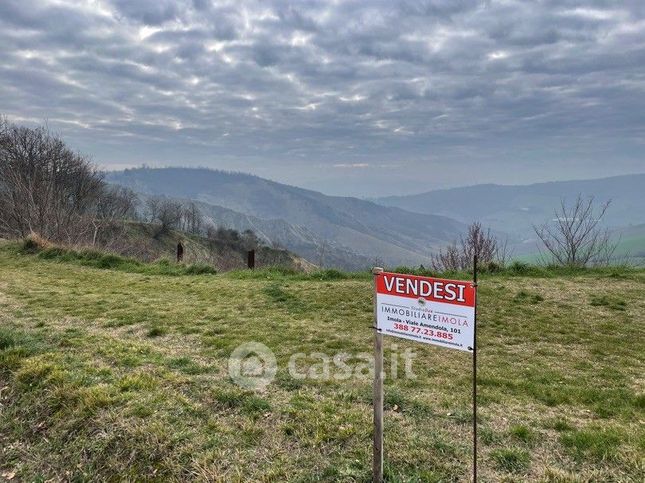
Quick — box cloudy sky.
[1,0,644,196]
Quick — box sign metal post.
[472,255,478,482]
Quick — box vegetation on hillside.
[107,166,468,269]
[0,245,643,481]
[430,222,510,272]
[0,118,309,273]
[16,236,217,276]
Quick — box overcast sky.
[1,1,644,197]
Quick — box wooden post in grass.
[372,267,384,483]
[247,249,255,269]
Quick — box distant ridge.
[374,173,645,239]
[374,173,645,199]
[107,167,467,269]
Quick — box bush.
[38,247,68,260]
[17,234,53,254]
[76,249,104,260]
[481,261,503,273]
[15,242,216,277]
[508,261,531,275]
[21,237,42,254]
[312,269,347,280]
[389,266,437,277]
[96,254,126,269]
[432,222,509,271]
[0,120,109,243]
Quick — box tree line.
[0,118,259,252]
[0,116,133,244]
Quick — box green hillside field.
[0,242,643,481]
[516,224,645,267]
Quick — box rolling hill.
[374,174,645,243]
[191,202,375,270]
[107,168,467,269]
[614,223,645,263]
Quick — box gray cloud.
[0,0,643,196]
[112,0,182,25]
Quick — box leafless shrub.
[533,195,617,267]
[432,243,461,272]
[146,196,182,237]
[317,239,328,268]
[431,222,508,271]
[181,201,203,235]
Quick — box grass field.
[0,242,644,482]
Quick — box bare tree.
[0,119,104,243]
[317,239,328,268]
[146,196,182,237]
[533,195,617,267]
[91,186,138,246]
[144,197,160,223]
[465,222,498,264]
[157,199,182,235]
[182,201,203,235]
[431,242,462,272]
[431,222,507,271]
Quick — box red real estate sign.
[375,271,476,352]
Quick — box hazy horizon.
[105,165,645,199]
[2,1,644,197]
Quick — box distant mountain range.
[374,174,645,245]
[107,168,466,269]
[107,169,645,268]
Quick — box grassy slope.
[98,221,315,272]
[0,245,643,482]
[613,233,645,266]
